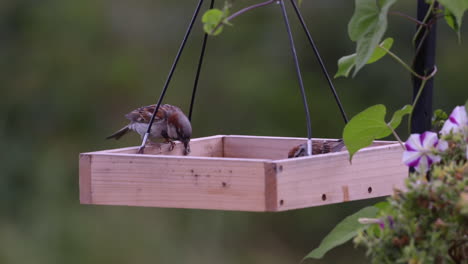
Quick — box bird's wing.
[124,104,167,123]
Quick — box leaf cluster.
[355,158,468,263]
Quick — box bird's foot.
[137,145,145,154]
[168,141,176,151]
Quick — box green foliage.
[304,206,378,260]
[335,37,394,78]
[354,161,468,263]
[202,9,228,36]
[343,104,412,161]
[347,0,397,76]
[432,109,449,133]
[439,0,468,38]
[444,8,461,41]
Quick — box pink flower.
[440,106,468,137]
[402,132,441,173]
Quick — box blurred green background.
[1,0,467,263]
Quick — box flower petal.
[437,139,449,152]
[403,150,421,167]
[426,153,441,165]
[415,155,429,173]
[441,106,468,135]
[421,132,438,149]
[405,134,423,151]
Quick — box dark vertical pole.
[411,0,437,133]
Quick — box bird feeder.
[79,0,407,211]
[80,135,406,211]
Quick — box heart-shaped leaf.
[348,0,397,76]
[303,206,378,260]
[439,0,468,39]
[343,105,390,161]
[335,37,394,78]
[202,9,226,36]
[388,104,413,129]
[343,104,412,161]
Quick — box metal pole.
[411,0,437,133]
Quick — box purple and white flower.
[402,132,441,173]
[440,105,468,137]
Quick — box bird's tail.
[106,126,130,140]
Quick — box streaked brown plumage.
[107,104,192,155]
[288,140,345,158]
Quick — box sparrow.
[288,139,345,158]
[107,104,192,155]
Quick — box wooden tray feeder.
[80,1,408,212]
[80,135,406,212]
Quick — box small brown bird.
[288,140,345,158]
[107,104,192,155]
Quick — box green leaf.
[439,0,468,37]
[303,206,378,260]
[348,0,397,76]
[444,8,461,41]
[388,104,413,129]
[343,104,412,161]
[335,54,357,78]
[368,37,394,63]
[335,38,394,78]
[202,9,225,36]
[343,105,390,161]
[374,201,390,211]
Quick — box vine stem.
[386,123,406,150]
[378,46,436,81]
[412,0,435,44]
[210,0,276,35]
[389,11,425,26]
[379,46,425,80]
[225,0,276,21]
[407,66,438,133]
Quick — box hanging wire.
[279,0,313,156]
[139,0,205,153]
[289,0,349,124]
[189,0,215,121]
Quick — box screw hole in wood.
[279,199,284,206]
[368,187,372,194]
[321,194,327,201]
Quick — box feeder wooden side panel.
[274,144,406,211]
[92,135,224,157]
[224,135,312,160]
[80,153,270,211]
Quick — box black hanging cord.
[139,0,205,153]
[189,0,215,121]
[279,0,313,155]
[289,0,349,124]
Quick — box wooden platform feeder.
[79,135,407,212]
